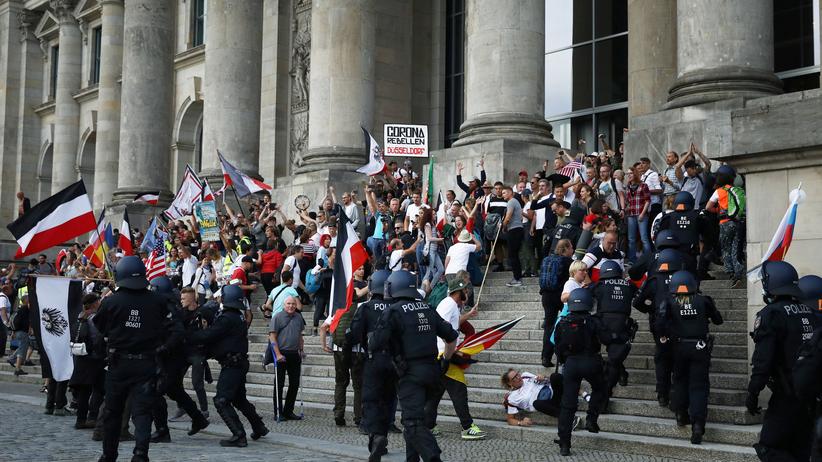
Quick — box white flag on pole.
[30,276,83,381]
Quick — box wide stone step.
[630,342,748,360]
[174,383,758,462]
[481,278,746,292]
[477,292,748,306]
[634,331,748,346]
[636,319,748,334]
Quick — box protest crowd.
[4,134,822,462]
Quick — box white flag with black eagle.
[29,276,83,381]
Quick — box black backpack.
[484,213,502,241]
[555,316,591,363]
[793,327,822,401]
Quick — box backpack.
[793,327,822,401]
[554,316,590,363]
[305,268,322,295]
[724,185,746,220]
[426,281,449,309]
[539,255,564,292]
[11,306,27,332]
[484,213,502,241]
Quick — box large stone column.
[666,0,781,108]
[299,0,376,174]
[112,0,174,204]
[627,0,676,119]
[0,1,25,233]
[454,0,557,147]
[92,0,123,208]
[201,0,263,180]
[50,0,82,194]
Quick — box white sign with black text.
[383,124,428,158]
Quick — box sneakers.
[14,369,27,376]
[430,425,441,437]
[730,278,744,289]
[168,408,187,422]
[506,279,522,287]
[461,423,487,440]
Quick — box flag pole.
[474,222,503,308]
[231,186,247,217]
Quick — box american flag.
[558,160,584,178]
[145,239,167,281]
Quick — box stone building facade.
[0,0,820,300]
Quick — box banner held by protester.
[28,275,84,382]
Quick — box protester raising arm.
[691,143,712,171]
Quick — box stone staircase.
[0,272,761,461]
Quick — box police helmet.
[149,276,174,294]
[673,191,695,212]
[656,248,683,274]
[598,261,623,280]
[799,275,822,310]
[669,270,698,295]
[761,260,803,299]
[368,270,391,296]
[655,229,680,250]
[568,288,594,312]
[384,270,419,300]
[221,284,246,310]
[115,256,148,289]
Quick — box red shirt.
[230,268,248,286]
[625,183,650,217]
[260,250,283,274]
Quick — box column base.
[110,187,174,208]
[269,169,366,224]
[453,112,560,147]
[295,146,365,174]
[666,67,782,109]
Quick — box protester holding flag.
[706,165,746,288]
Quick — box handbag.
[70,320,88,356]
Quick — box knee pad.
[213,397,230,409]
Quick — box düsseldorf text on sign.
[384,124,428,158]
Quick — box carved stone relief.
[288,0,310,171]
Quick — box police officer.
[188,285,268,447]
[147,277,209,443]
[370,270,458,462]
[592,260,637,397]
[747,261,820,461]
[632,249,683,407]
[347,270,396,461]
[554,288,611,456]
[93,256,183,462]
[657,191,703,274]
[627,229,680,282]
[799,274,822,318]
[655,271,723,444]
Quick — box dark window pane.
[594,108,628,148]
[571,114,594,148]
[773,0,815,72]
[51,46,59,98]
[546,0,592,51]
[192,0,205,47]
[595,0,627,37]
[781,72,821,92]
[594,36,628,106]
[445,0,465,148]
[91,27,102,84]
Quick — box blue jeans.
[10,331,30,363]
[627,215,651,262]
[366,237,385,261]
[423,252,444,285]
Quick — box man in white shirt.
[444,230,482,281]
[282,246,304,290]
[425,279,484,440]
[403,193,425,233]
[179,246,199,288]
[502,370,569,427]
[639,157,663,224]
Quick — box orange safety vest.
[715,187,731,224]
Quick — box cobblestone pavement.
[0,382,683,461]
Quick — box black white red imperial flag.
[328,206,368,332]
[29,276,84,382]
[6,180,96,258]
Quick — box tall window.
[544,0,628,150]
[774,0,820,92]
[192,0,206,47]
[50,46,59,99]
[90,26,102,84]
[444,0,465,148]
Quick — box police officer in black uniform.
[632,249,683,407]
[799,275,822,321]
[93,256,183,462]
[657,191,703,274]
[627,229,680,282]
[347,270,395,462]
[370,270,458,462]
[655,270,723,444]
[547,207,585,255]
[188,285,268,447]
[147,276,209,443]
[747,261,820,461]
[554,288,611,456]
[592,260,637,398]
